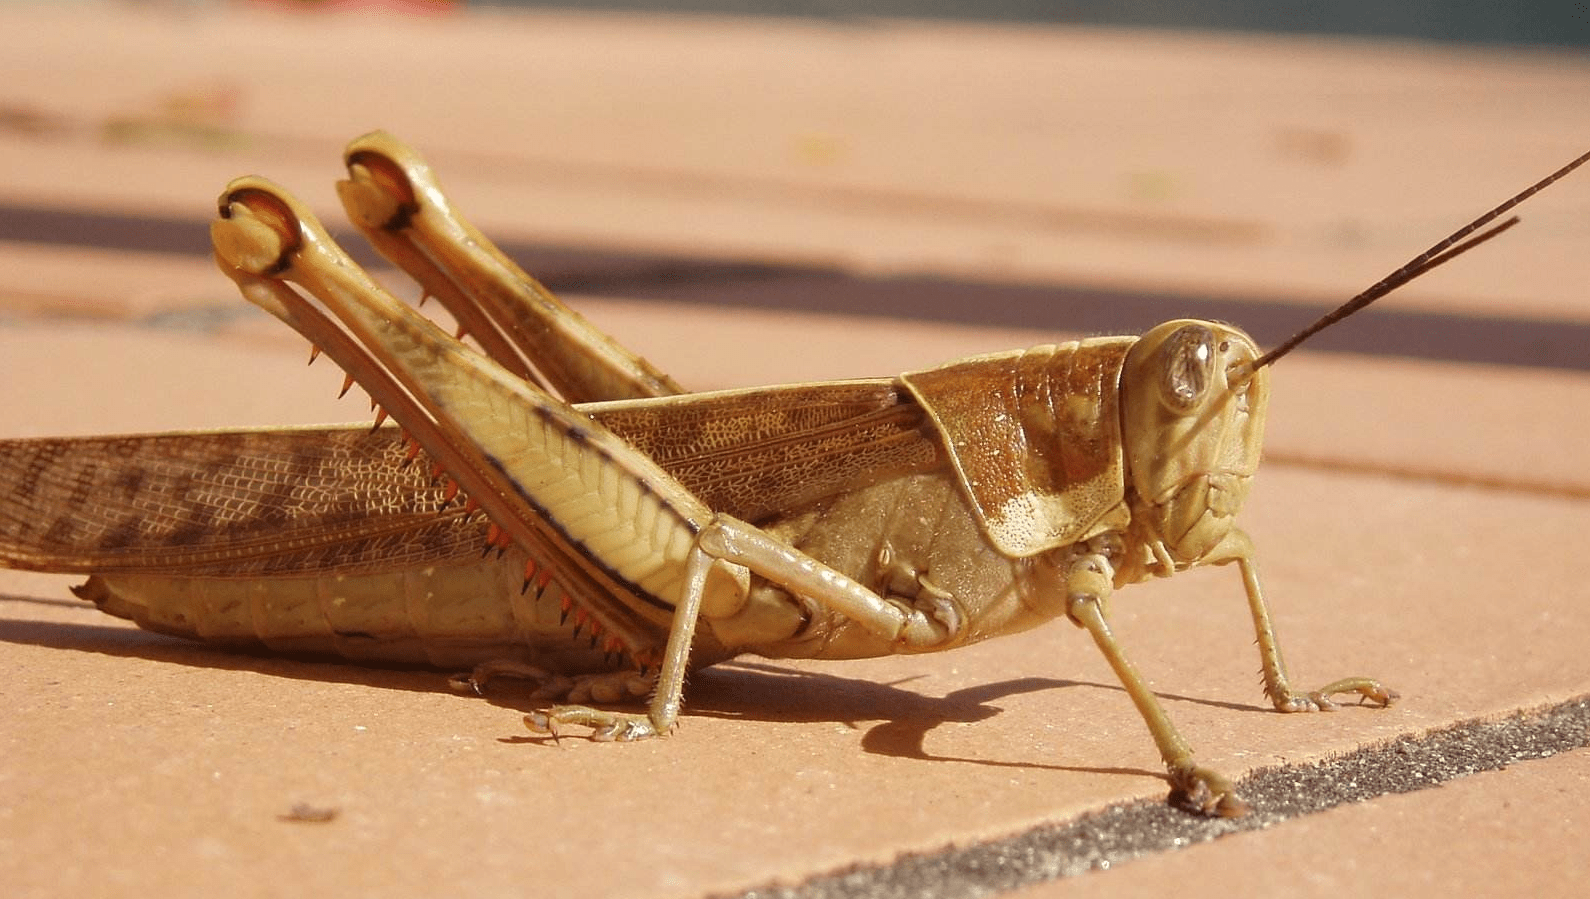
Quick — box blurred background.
[475,1,1590,47]
[0,0,1587,384]
[3,10,1590,896]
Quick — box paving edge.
[724,695,1590,899]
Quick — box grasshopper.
[2,134,1584,816]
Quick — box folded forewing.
[0,427,482,576]
[591,381,939,525]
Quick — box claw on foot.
[524,706,659,742]
[1276,677,1399,713]
[1169,763,1250,817]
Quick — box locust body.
[5,133,1582,815]
[0,332,1224,669]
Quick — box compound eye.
[1159,324,1215,412]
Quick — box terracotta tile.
[0,244,226,320]
[1015,748,1590,898]
[2,6,1588,316]
[0,322,361,437]
[1268,356,1590,495]
[3,306,1589,898]
[2,7,1589,899]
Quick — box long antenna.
[1248,147,1590,372]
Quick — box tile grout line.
[1265,451,1590,502]
[721,696,1590,899]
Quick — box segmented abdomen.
[77,551,626,672]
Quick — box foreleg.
[1064,548,1249,816]
[1221,534,1398,712]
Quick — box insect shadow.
[0,593,1253,780]
[692,662,1127,773]
[476,660,1153,775]
[688,660,1258,776]
[477,656,1260,779]
[0,595,454,695]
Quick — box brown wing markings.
[0,428,486,576]
[664,407,936,522]
[590,381,940,523]
[0,382,940,577]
